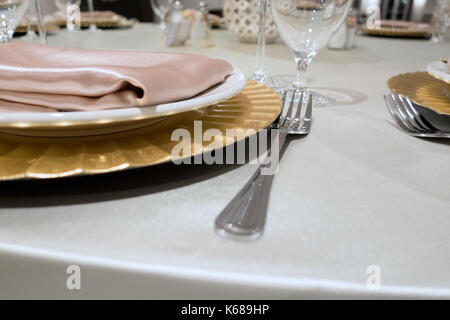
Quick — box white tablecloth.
[0,24,449,299]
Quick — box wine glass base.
[271,77,337,107]
[89,25,102,33]
[18,31,40,42]
[250,71,274,89]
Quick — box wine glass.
[34,0,45,43]
[87,0,100,32]
[54,0,81,31]
[430,0,450,44]
[20,1,38,41]
[270,0,352,105]
[19,0,46,44]
[0,0,29,42]
[149,0,173,30]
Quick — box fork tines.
[277,90,312,130]
[384,92,439,134]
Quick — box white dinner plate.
[0,68,246,133]
[427,61,450,83]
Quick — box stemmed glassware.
[54,0,81,31]
[270,0,352,105]
[87,0,99,32]
[0,0,29,42]
[34,0,45,43]
[430,0,450,44]
[251,0,272,87]
[21,1,38,41]
[20,0,45,43]
[149,0,173,30]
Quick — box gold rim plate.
[0,81,281,181]
[15,23,60,34]
[360,21,430,38]
[50,17,134,29]
[387,72,450,115]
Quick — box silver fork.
[384,93,450,138]
[215,91,313,240]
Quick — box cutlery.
[215,90,313,240]
[384,93,450,138]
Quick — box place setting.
[0,42,284,179]
[0,0,361,240]
[1,0,450,301]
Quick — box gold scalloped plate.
[360,21,430,38]
[50,17,134,29]
[387,72,450,115]
[0,81,281,181]
[15,23,60,34]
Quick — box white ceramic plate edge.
[427,61,450,83]
[0,68,246,127]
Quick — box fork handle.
[215,166,274,240]
[215,132,287,240]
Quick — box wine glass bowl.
[0,0,29,42]
[273,0,350,56]
[270,0,352,104]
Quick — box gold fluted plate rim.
[360,26,430,38]
[387,72,450,115]
[15,23,60,34]
[0,81,281,181]
[50,17,134,29]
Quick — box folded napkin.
[0,43,233,113]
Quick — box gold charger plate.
[50,17,134,29]
[387,72,450,115]
[360,21,430,38]
[15,23,60,34]
[0,81,281,181]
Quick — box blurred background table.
[0,24,449,299]
[39,0,224,21]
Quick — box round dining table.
[0,23,449,299]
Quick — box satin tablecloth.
[0,24,449,299]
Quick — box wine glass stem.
[254,0,267,77]
[0,14,8,43]
[88,0,96,30]
[293,57,311,90]
[159,9,167,31]
[26,7,32,35]
[35,0,47,44]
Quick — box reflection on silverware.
[384,92,450,139]
[215,90,313,240]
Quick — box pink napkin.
[0,43,233,113]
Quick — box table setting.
[0,0,449,300]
